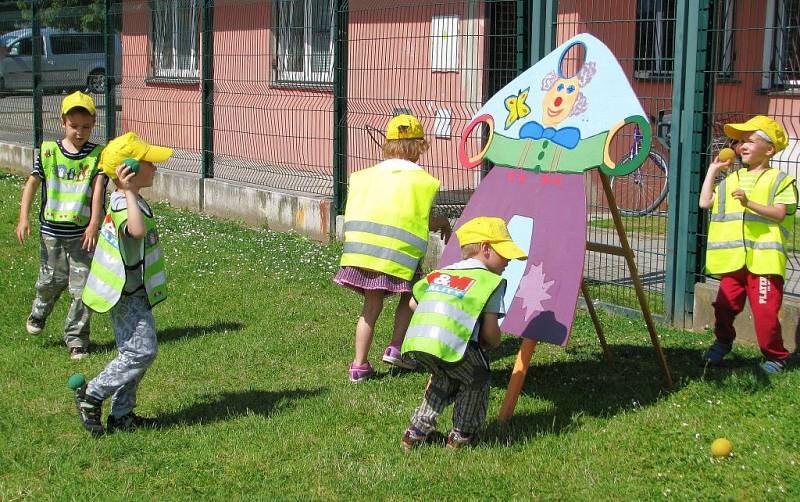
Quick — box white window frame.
[763,0,799,90]
[275,0,334,84]
[150,0,199,80]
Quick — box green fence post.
[332,0,348,219]
[201,0,214,179]
[104,0,117,141]
[31,0,42,147]
[665,0,713,327]
[530,0,556,63]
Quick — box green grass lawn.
[1,172,798,500]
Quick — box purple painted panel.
[440,168,587,346]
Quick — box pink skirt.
[334,266,420,295]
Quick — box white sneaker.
[69,347,89,360]
[26,317,44,335]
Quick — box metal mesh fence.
[342,0,525,215]
[554,1,673,315]
[2,0,798,318]
[694,0,800,297]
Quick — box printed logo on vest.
[100,213,118,247]
[425,271,475,298]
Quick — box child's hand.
[709,155,733,173]
[15,219,29,244]
[81,225,98,251]
[114,165,139,192]
[731,188,749,208]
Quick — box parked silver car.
[0,28,120,94]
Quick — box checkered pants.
[409,343,490,435]
[30,234,92,348]
[86,294,158,417]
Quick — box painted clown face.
[542,76,581,127]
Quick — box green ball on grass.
[67,373,86,390]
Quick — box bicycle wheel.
[609,150,669,216]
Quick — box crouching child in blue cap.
[73,132,173,436]
[400,216,527,449]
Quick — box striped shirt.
[32,140,106,238]
[715,168,797,210]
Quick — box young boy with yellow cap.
[699,115,797,373]
[400,216,527,449]
[15,91,105,359]
[73,132,173,436]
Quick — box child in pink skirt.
[335,114,451,382]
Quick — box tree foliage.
[16,0,104,32]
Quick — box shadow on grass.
[483,338,770,445]
[158,387,326,426]
[48,321,244,352]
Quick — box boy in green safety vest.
[73,132,173,437]
[15,91,106,360]
[699,115,797,374]
[400,216,527,449]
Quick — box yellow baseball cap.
[386,114,424,140]
[98,132,173,179]
[724,115,788,153]
[61,91,96,117]
[456,216,528,260]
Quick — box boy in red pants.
[699,115,796,373]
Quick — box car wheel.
[87,70,105,94]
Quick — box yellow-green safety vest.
[40,141,102,226]
[706,168,796,277]
[402,268,503,362]
[82,197,167,312]
[340,163,440,280]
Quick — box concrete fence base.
[693,282,799,354]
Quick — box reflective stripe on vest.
[402,268,502,362]
[82,214,126,313]
[82,198,167,312]
[706,168,795,277]
[40,141,101,225]
[340,165,440,280]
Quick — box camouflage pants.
[30,234,92,348]
[86,294,158,417]
[409,343,491,435]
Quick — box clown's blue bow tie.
[519,121,581,149]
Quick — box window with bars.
[634,0,735,78]
[150,0,199,80]
[274,0,334,84]
[769,0,799,89]
[634,0,676,77]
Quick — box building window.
[712,0,735,78]
[634,0,676,78]
[768,0,799,89]
[150,0,199,80]
[275,0,334,84]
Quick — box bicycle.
[609,121,670,217]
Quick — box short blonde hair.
[460,242,482,259]
[382,138,430,162]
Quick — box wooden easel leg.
[498,338,537,423]
[581,279,613,365]
[599,172,674,388]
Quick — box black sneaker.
[107,412,158,433]
[73,385,104,437]
[446,429,478,449]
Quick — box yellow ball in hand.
[711,438,733,458]
[718,147,736,163]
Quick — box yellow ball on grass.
[711,438,733,458]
